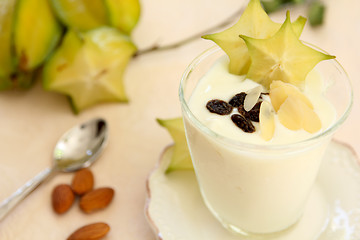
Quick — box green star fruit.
[43,27,137,113]
[202,0,306,75]
[50,0,108,31]
[13,0,62,71]
[0,0,16,81]
[240,11,335,89]
[157,118,193,173]
[105,0,141,35]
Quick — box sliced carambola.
[105,0,141,35]
[202,0,306,75]
[269,80,313,111]
[157,118,193,173]
[50,0,108,31]
[241,11,335,89]
[43,27,137,113]
[13,0,62,71]
[0,0,16,80]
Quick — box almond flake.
[244,86,262,111]
[259,101,275,141]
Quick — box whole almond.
[52,184,75,214]
[67,222,110,240]
[79,187,114,213]
[71,168,94,195]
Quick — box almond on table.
[79,187,115,213]
[71,168,94,195]
[67,222,110,240]
[52,184,75,214]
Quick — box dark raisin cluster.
[205,92,265,133]
[206,99,233,115]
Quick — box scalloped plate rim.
[145,140,360,240]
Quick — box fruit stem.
[133,5,246,57]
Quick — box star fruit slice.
[240,11,335,89]
[202,0,306,75]
[43,27,136,113]
[105,0,141,35]
[157,118,193,173]
[50,0,108,31]
[13,0,62,71]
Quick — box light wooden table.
[0,0,358,239]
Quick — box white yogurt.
[182,56,336,234]
[188,56,336,145]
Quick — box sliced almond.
[259,101,275,141]
[67,222,110,240]
[278,95,321,133]
[79,187,114,213]
[277,96,303,131]
[299,100,322,133]
[244,85,262,111]
[270,80,313,112]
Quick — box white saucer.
[145,141,360,240]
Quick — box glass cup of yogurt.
[179,46,353,235]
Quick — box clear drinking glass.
[179,46,353,235]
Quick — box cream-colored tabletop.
[0,0,359,239]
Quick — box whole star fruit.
[240,11,335,89]
[0,0,16,81]
[105,0,141,35]
[0,71,37,90]
[157,118,193,173]
[13,0,62,72]
[50,0,108,31]
[202,0,306,75]
[43,27,137,113]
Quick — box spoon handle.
[0,167,54,221]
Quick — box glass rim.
[179,45,354,151]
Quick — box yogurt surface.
[188,56,336,145]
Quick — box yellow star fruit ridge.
[43,27,136,113]
[202,0,306,75]
[157,118,193,173]
[240,11,335,89]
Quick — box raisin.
[238,104,247,117]
[229,92,247,107]
[238,101,262,122]
[231,114,255,133]
[206,99,233,115]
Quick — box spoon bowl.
[53,118,107,172]
[0,118,108,221]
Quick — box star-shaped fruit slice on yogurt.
[202,0,306,75]
[240,11,335,89]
